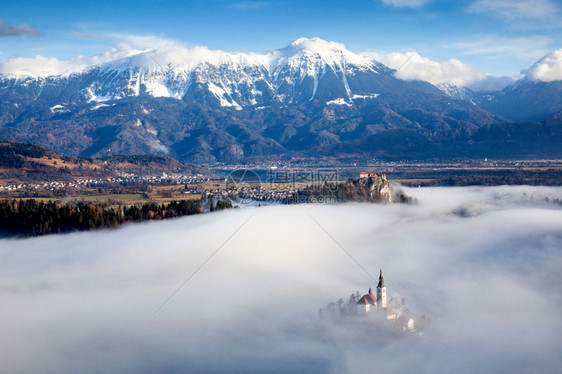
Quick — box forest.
[0,141,47,168]
[0,197,231,236]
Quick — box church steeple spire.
[376,268,387,309]
[377,268,385,288]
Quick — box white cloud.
[526,49,562,82]
[0,19,39,37]
[452,35,551,60]
[0,47,145,78]
[364,51,514,91]
[0,32,270,78]
[70,31,181,52]
[381,0,432,8]
[468,0,561,22]
[0,33,188,78]
[93,32,179,50]
[0,186,561,373]
[466,75,518,92]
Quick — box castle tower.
[376,269,387,309]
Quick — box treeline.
[100,154,180,166]
[295,182,357,202]
[401,174,562,187]
[0,141,48,168]
[0,198,229,236]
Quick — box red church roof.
[356,292,377,305]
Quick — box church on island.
[356,269,388,313]
[321,269,418,333]
[356,270,416,332]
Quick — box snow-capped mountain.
[437,78,562,123]
[475,77,562,122]
[3,38,558,162]
[1,38,388,108]
[437,49,562,122]
[436,83,477,104]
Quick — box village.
[0,172,205,194]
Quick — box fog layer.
[1,186,561,373]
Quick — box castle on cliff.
[356,172,393,203]
[359,171,387,179]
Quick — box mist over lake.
[1,186,561,374]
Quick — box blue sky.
[1,0,561,79]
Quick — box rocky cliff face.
[308,173,395,203]
[357,174,392,203]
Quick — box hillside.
[0,140,204,184]
[475,79,562,122]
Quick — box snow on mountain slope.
[437,83,476,104]
[0,38,384,107]
[269,38,376,81]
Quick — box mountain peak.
[286,37,347,53]
[526,48,562,83]
[0,37,375,80]
[274,37,373,72]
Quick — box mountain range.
[0,38,560,163]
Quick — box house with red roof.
[356,287,377,313]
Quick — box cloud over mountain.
[527,49,562,82]
[0,35,553,92]
[0,37,371,79]
[0,32,185,78]
[0,46,145,78]
[363,51,514,91]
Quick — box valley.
[1,140,560,205]
[1,4,562,373]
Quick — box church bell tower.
[376,269,387,309]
